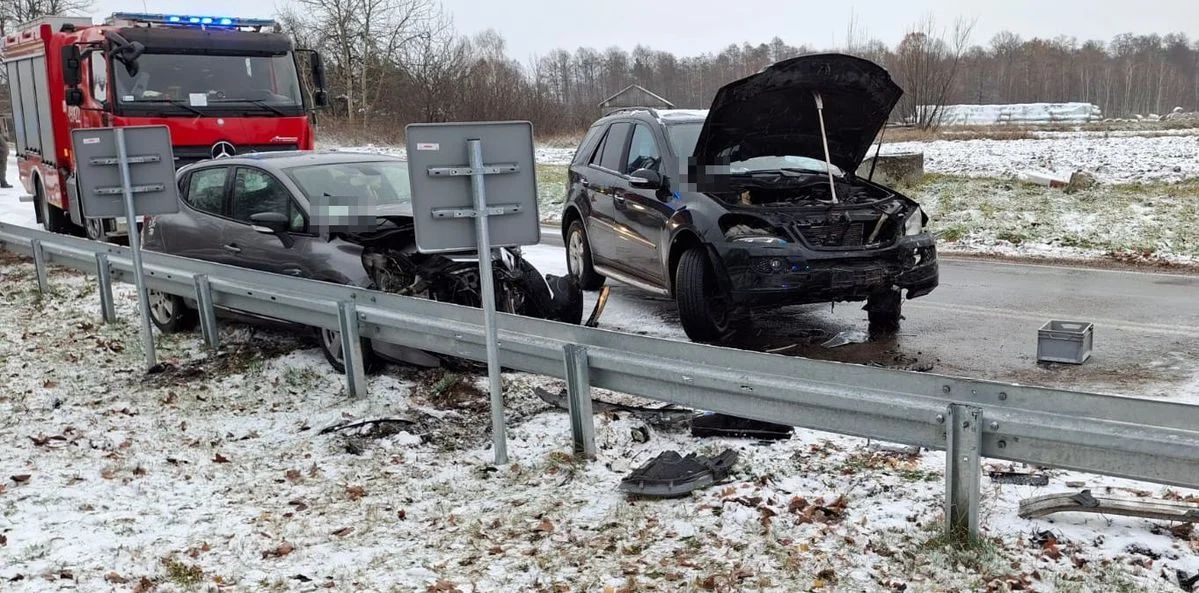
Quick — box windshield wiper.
[128,98,205,117]
[210,98,289,116]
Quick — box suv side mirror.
[628,168,663,190]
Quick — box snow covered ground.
[1,254,1198,593]
[3,143,1199,592]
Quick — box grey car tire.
[566,219,605,291]
[675,247,732,343]
[148,290,198,333]
[317,327,382,374]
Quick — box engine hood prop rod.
[812,91,839,205]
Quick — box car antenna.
[811,91,839,204]
[867,121,888,182]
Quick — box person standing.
[0,127,12,188]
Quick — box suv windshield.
[667,122,842,176]
[114,53,303,115]
[284,161,412,211]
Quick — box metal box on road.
[1037,320,1093,364]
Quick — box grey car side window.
[184,167,229,215]
[231,167,305,232]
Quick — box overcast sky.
[88,0,1199,65]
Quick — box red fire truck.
[2,12,329,241]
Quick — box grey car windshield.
[284,161,413,215]
[667,122,843,176]
[114,53,302,111]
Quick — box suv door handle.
[223,243,242,253]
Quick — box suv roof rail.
[602,106,662,118]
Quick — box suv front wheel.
[675,247,732,343]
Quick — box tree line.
[4,0,1199,135]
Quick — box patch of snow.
[912,102,1103,126]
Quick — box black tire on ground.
[866,288,903,334]
[35,181,76,235]
[509,257,557,319]
[565,219,605,291]
[674,247,733,343]
[316,326,383,374]
[147,290,199,333]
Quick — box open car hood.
[692,53,903,174]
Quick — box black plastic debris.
[619,449,739,498]
[1176,569,1199,592]
[1070,489,1100,508]
[690,413,792,440]
[988,471,1050,486]
[544,274,585,325]
[533,387,694,429]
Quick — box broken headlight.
[904,207,925,236]
[725,223,789,245]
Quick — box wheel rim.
[148,290,174,324]
[86,218,103,240]
[322,328,344,363]
[568,230,585,276]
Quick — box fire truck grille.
[172,144,300,169]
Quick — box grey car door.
[221,165,314,277]
[156,165,233,263]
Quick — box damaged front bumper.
[717,233,939,307]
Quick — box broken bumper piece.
[619,449,739,498]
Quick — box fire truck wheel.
[148,290,198,333]
[85,218,108,242]
[35,180,75,235]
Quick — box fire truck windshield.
[113,52,304,116]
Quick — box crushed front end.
[710,182,939,308]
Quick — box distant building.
[598,84,674,115]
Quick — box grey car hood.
[692,53,903,174]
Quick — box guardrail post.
[945,403,983,543]
[193,274,219,350]
[94,253,116,323]
[337,301,367,398]
[31,239,48,293]
[563,344,596,460]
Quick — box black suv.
[560,53,939,342]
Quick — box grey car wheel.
[317,327,381,374]
[147,289,197,332]
[565,219,604,290]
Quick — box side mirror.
[250,211,289,234]
[61,45,82,86]
[628,168,663,190]
[66,89,85,106]
[313,89,328,108]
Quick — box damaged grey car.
[561,53,938,342]
[142,151,583,371]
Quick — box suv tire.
[317,327,383,375]
[675,247,732,343]
[867,288,903,335]
[148,290,199,333]
[566,219,605,290]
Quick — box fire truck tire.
[35,180,76,235]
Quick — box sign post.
[405,121,541,465]
[71,125,179,370]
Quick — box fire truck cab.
[2,12,329,241]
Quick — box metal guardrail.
[2,221,1198,543]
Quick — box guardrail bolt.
[962,421,971,429]
[989,421,999,431]
[936,414,945,424]
[998,392,1008,401]
[997,440,1007,449]
[943,385,951,393]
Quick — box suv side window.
[625,123,661,173]
[231,167,306,232]
[597,122,631,172]
[183,167,229,215]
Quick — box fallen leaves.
[10,474,31,484]
[427,580,462,593]
[104,572,127,584]
[331,527,353,537]
[535,518,555,533]
[213,454,230,463]
[288,499,309,512]
[345,485,366,501]
[285,469,302,482]
[262,541,295,559]
[0,534,6,547]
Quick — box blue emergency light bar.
[107,12,277,30]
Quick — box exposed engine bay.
[718,178,921,250]
[344,217,585,324]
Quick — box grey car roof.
[177,150,404,176]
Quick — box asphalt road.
[532,227,1199,403]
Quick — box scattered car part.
[1018,489,1199,522]
[689,413,792,440]
[533,387,694,429]
[1177,570,1199,593]
[317,417,416,436]
[584,286,611,328]
[619,449,739,498]
[987,471,1050,487]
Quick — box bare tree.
[1,0,93,35]
[893,15,977,129]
